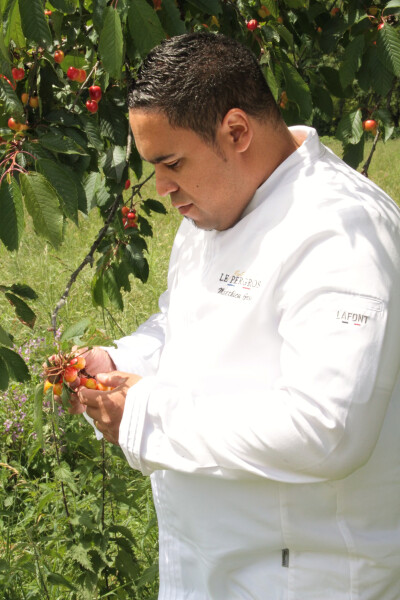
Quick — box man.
[76,33,400,599]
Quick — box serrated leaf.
[5,293,36,328]
[0,355,9,390]
[281,61,312,119]
[158,0,186,36]
[50,0,78,13]
[339,35,364,89]
[342,137,365,169]
[383,0,400,12]
[47,572,76,590]
[38,132,87,155]
[310,84,333,122]
[34,382,44,447]
[36,159,79,224]
[20,172,64,249]
[99,99,128,146]
[124,244,149,283]
[374,108,395,142]
[0,77,23,118]
[336,109,363,145]
[103,266,124,310]
[143,198,167,215]
[319,66,351,98]
[0,325,13,347]
[128,0,165,58]
[4,0,25,49]
[262,65,279,102]
[0,346,30,382]
[101,145,127,182]
[8,283,38,299]
[0,178,24,251]
[99,6,124,80]
[18,0,52,47]
[91,271,108,308]
[0,25,10,63]
[79,114,104,152]
[186,0,222,15]
[83,171,102,213]
[60,318,91,342]
[54,462,78,493]
[377,25,400,77]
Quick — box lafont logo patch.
[217,270,261,301]
[336,310,368,326]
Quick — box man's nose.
[155,166,179,197]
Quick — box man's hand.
[78,371,142,445]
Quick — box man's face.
[129,109,253,231]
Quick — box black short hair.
[128,32,281,143]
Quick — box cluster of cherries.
[43,352,112,396]
[120,180,139,229]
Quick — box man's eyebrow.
[142,153,176,165]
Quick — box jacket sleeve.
[118,210,400,484]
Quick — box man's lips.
[176,203,193,216]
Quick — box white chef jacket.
[103,127,400,599]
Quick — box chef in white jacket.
[76,33,400,600]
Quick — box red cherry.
[246,19,258,31]
[121,206,130,216]
[54,50,64,64]
[86,99,98,113]
[67,66,79,80]
[44,9,52,15]
[362,119,377,133]
[12,67,25,81]
[76,69,86,83]
[377,22,384,30]
[89,85,102,102]
[127,211,136,219]
[85,378,97,389]
[64,366,78,383]
[124,179,131,190]
[8,117,19,131]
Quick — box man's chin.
[183,216,213,232]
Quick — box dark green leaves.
[18,0,52,47]
[0,178,24,251]
[128,0,165,58]
[99,7,124,80]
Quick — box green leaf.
[99,99,128,146]
[0,325,13,347]
[83,171,102,213]
[20,172,64,249]
[383,0,400,12]
[4,292,36,327]
[158,0,186,36]
[33,382,44,447]
[281,61,312,120]
[8,283,38,299]
[60,318,91,342]
[0,23,10,63]
[99,6,124,80]
[319,66,351,98]
[38,132,87,155]
[128,0,165,58]
[36,159,79,224]
[100,145,127,182]
[49,0,78,13]
[336,109,363,145]
[0,77,23,118]
[0,346,30,382]
[103,266,124,310]
[0,178,24,251]
[339,35,364,89]
[377,25,400,77]
[374,108,395,142]
[4,0,25,49]
[186,0,222,15]
[54,462,78,493]
[143,198,167,215]
[310,84,333,122]
[124,244,149,283]
[91,271,108,308]
[262,64,279,102]
[46,572,76,591]
[0,355,9,390]
[18,0,52,47]
[79,114,104,153]
[342,137,365,169]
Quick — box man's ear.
[219,109,253,153]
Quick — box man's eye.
[166,160,180,170]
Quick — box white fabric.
[105,127,400,599]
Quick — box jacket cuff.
[118,376,157,474]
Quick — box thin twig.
[361,129,380,177]
[50,194,121,336]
